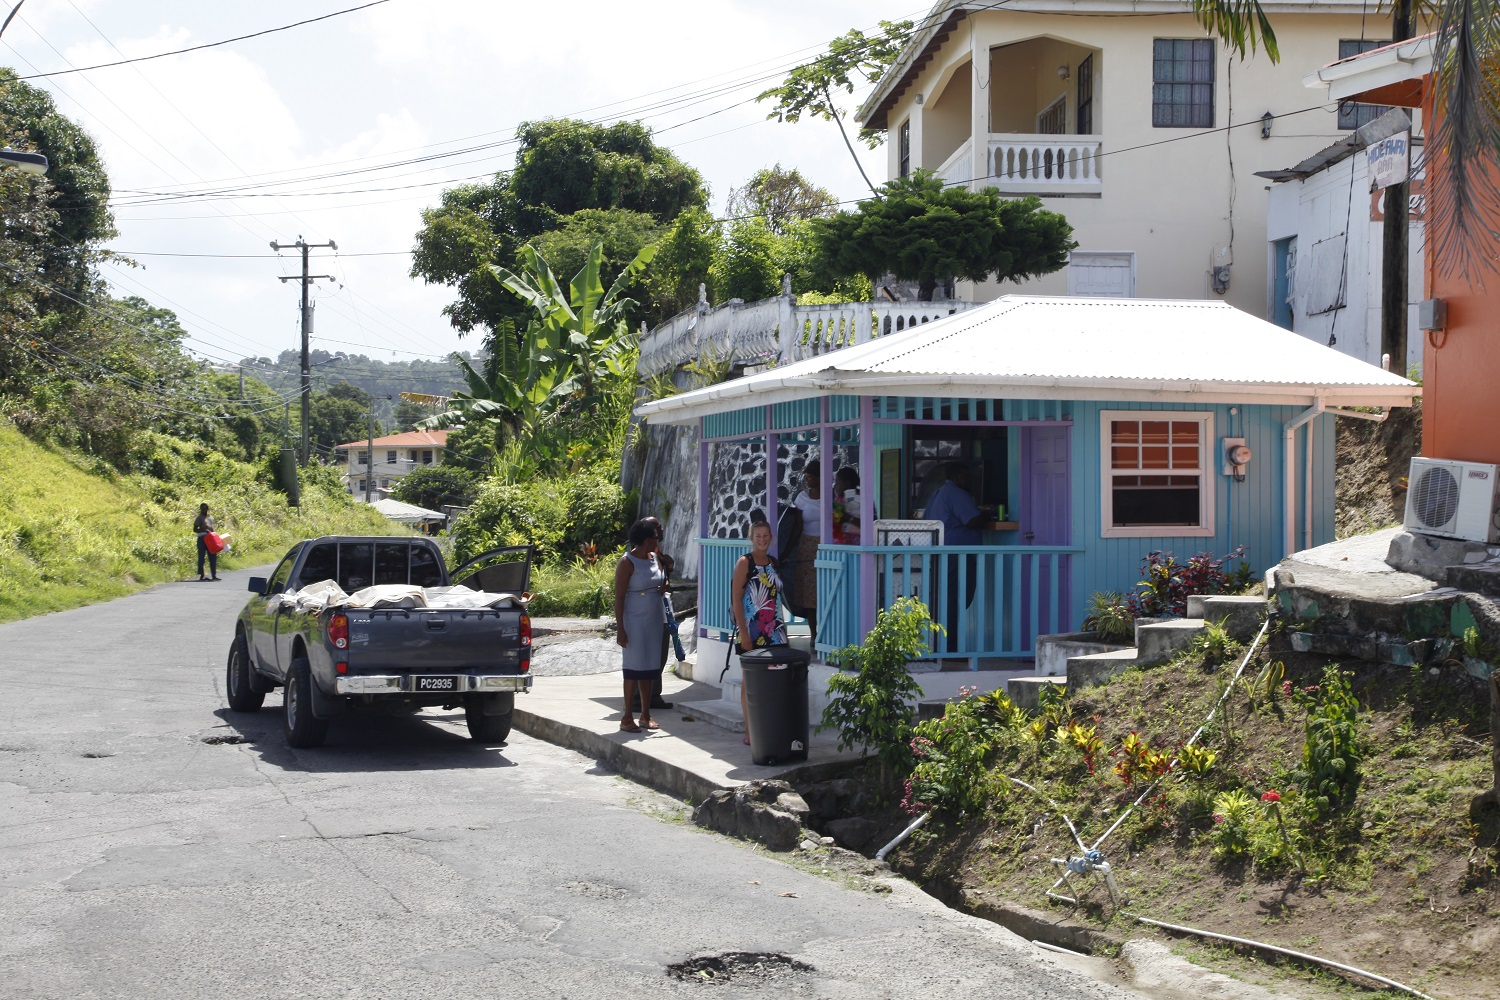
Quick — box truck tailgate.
[345,608,527,672]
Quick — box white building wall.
[874,5,1397,319]
[1265,153,1424,373]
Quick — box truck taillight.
[519,613,532,647]
[328,613,349,650]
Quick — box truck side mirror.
[247,576,267,595]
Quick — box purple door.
[1023,425,1071,545]
[1020,425,1071,640]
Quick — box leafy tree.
[529,208,661,300]
[725,164,837,236]
[411,119,706,342]
[309,381,370,456]
[810,172,1076,300]
[757,21,913,192]
[389,464,478,511]
[391,397,431,431]
[711,219,784,303]
[0,68,116,308]
[643,207,719,318]
[508,120,706,233]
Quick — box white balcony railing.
[935,138,973,189]
[987,134,1103,195]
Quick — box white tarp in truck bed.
[268,581,528,615]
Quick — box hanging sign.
[1367,131,1410,192]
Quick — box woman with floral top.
[730,519,787,744]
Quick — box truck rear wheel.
[284,658,330,748]
[226,635,265,713]
[464,694,513,744]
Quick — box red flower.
[1261,790,1281,803]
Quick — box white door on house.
[1066,252,1135,298]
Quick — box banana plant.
[491,240,656,405]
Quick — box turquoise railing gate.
[698,538,751,637]
[814,547,861,655]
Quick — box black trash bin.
[740,644,812,766]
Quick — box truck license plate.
[415,676,458,691]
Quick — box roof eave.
[635,373,1418,426]
[1303,33,1435,104]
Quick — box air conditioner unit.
[1403,457,1500,543]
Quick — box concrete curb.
[512,703,725,804]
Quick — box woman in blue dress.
[730,519,788,744]
[613,519,667,732]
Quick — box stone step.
[675,695,745,733]
[1066,648,1141,690]
[1201,595,1269,641]
[1006,675,1069,711]
[1135,618,1207,663]
[1447,564,1500,601]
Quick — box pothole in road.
[667,952,814,986]
[200,735,251,745]
[559,880,627,900]
[80,752,115,758]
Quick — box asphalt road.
[0,564,1150,999]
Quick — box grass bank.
[868,631,1496,999]
[0,421,398,622]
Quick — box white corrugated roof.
[636,296,1419,424]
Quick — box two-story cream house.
[334,429,449,498]
[856,0,1403,316]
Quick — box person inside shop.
[923,462,994,655]
[832,466,861,544]
[785,459,822,639]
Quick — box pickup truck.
[225,536,533,748]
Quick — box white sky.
[2,0,903,372]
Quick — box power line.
[13,0,394,81]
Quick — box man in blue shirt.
[924,463,992,655]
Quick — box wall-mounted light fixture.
[1260,111,1274,139]
[915,92,924,105]
[1057,64,1070,81]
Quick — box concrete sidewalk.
[512,669,858,803]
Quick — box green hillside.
[0,421,400,622]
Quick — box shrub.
[1209,788,1258,857]
[1129,546,1247,618]
[449,471,630,566]
[526,554,619,617]
[905,698,995,817]
[1292,665,1368,821]
[821,597,934,783]
[1190,620,1241,666]
[390,465,478,511]
[1081,591,1135,643]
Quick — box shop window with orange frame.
[1101,411,1214,537]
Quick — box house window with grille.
[357,451,369,466]
[1101,412,1214,536]
[1152,39,1215,128]
[422,449,433,464]
[386,450,397,464]
[1077,55,1094,135]
[1337,39,1392,129]
[899,119,911,178]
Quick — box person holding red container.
[193,502,222,582]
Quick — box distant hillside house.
[333,429,449,498]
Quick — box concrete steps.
[1007,595,1269,705]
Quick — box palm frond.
[1190,0,1280,61]
[1427,0,1500,279]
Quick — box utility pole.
[364,395,392,504]
[270,236,336,464]
[1381,0,1414,373]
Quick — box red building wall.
[1421,86,1500,465]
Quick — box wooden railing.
[701,537,1080,668]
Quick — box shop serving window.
[1101,412,1213,536]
